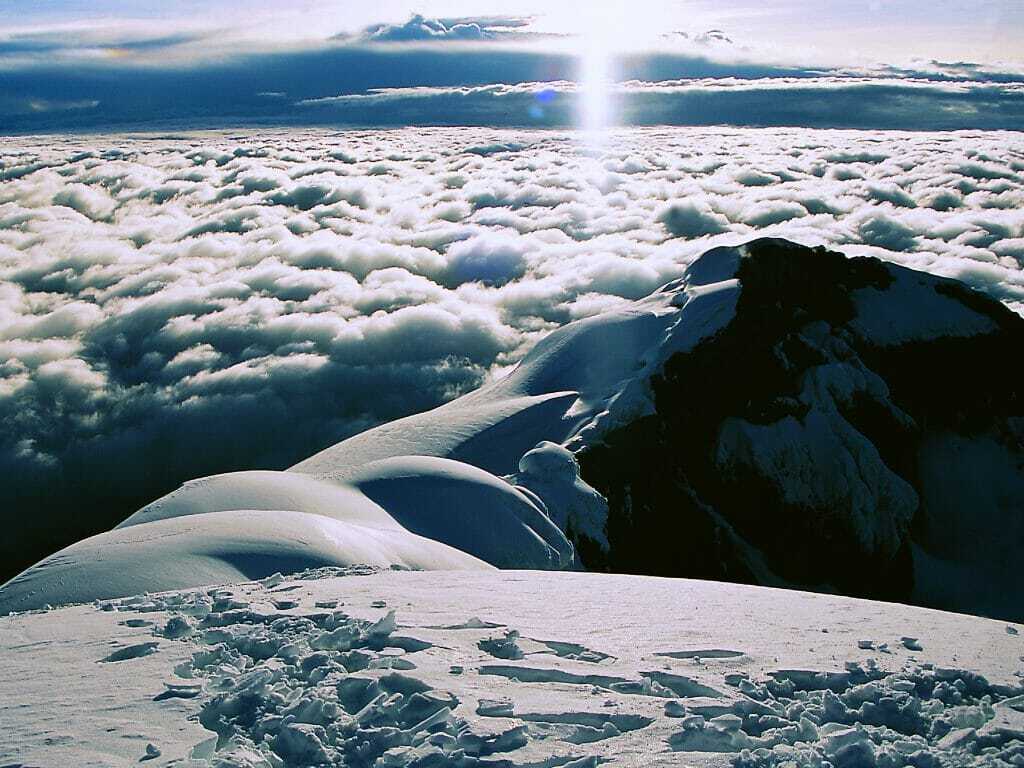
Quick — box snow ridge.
[0,241,742,612]
[1,237,1021,624]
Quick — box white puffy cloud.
[1,125,1023,581]
[657,201,730,237]
[353,14,537,43]
[446,233,529,286]
[854,212,921,251]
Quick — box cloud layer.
[298,77,1024,131]
[2,126,1023,580]
[3,13,1023,134]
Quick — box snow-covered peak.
[3,238,1021,622]
[576,237,1024,621]
[672,243,742,287]
[292,253,741,478]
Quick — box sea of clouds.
[2,126,1023,577]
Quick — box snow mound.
[117,460,578,572]
[341,455,574,569]
[2,454,570,610]
[0,510,491,614]
[118,470,401,531]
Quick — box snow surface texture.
[2,569,1022,767]
[4,127,1024,584]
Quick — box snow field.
[4,569,1020,767]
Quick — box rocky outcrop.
[578,239,1024,620]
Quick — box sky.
[1,1,1023,132]
[3,1,1022,62]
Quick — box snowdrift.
[342,456,573,569]
[2,238,1021,620]
[0,510,492,614]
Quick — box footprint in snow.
[428,616,505,630]
[535,639,614,664]
[153,682,202,701]
[140,743,161,762]
[478,631,524,660]
[655,649,745,661]
[98,642,159,663]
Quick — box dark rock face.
[578,238,1024,620]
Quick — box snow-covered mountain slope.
[2,237,1020,621]
[0,238,736,613]
[295,236,1024,621]
[290,254,740,478]
[2,568,1022,768]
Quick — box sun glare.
[575,3,629,139]
[573,1,659,140]
[570,0,669,139]
[579,42,614,135]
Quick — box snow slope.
[290,254,741,477]
[2,568,1021,767]
[342,456,573,569]
[0,510,492,614]
[0,242,739,612]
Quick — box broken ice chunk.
[477,698,515,717]
[665,700,687,718]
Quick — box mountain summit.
[3,239,1021,620]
